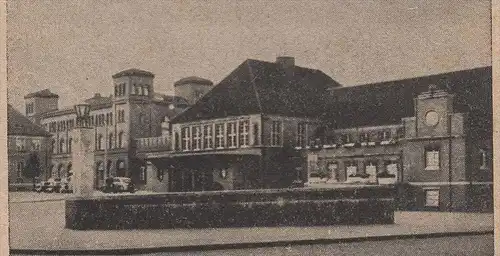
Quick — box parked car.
[47,178,63,193]
[102,177,135,193]
[34,181,53,193]
[59,178,73,193]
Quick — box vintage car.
[59,178,73,193]
[102,177,135,193]
[34,181,53,193]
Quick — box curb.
[10,230,493,255]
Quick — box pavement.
[8,192,494,254]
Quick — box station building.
[136,57,492,211]
[16,56,492,211]
[23,69,212,189]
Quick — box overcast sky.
[7,0,491,112]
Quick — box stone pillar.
[71,127,95,197]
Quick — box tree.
[23,152,42,187]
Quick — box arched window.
[118,131,124,148]
[116,160,126,177]
[106,160,112,178]
[59,139,65,153]
[97,134,103,150]
[68,138,72,153]
[108,133,114,149]
[51,139,56,154]
[67,162,72,178]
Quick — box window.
[144,86,149,96]
[379,130,391,141]
[16,161,24,178]
[215,124,225,149]
[97,134,103,150]
[253,123,260,145]
[425,147,440,170]
[51,139,56,154]
[297,123,307,147]
[271,121,282,146]
[425,190,440,207]
[346,162,357,177]
[16,138,25,151]
[227,122,237,148]
[140,166,147,181]
[108,133,114,149]
[138,114,145,124]
[68,138,72,153]
[134,84,140,95]
[192,126,201,150]
[239,120,250,147]
[117,131,124,148]
[181,127,191,151]
[32,139,41,151]
[117,110,125,123]
[141,85,146,96]
[109,113,113,125]
[59,138,65,153]
[365,161,377,178]
[308,154,319,178]
[341,134,352,144]
[479,149,487,169]
[360,133,370,142]
[203,124,213,149]
[26,103,34,115]
[385,161,398,176]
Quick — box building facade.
[136,58,492,211]
[24,69,210,189]
[7,104,51,188]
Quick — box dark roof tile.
[7,104,51,137]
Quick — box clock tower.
[414,84,455,138]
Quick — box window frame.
[424,147,440,171]
[271,121,283,146]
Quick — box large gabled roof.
[171,59,341,123]
[7,104,51,137]
[324,66,492,130]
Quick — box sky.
[7,0,491,112]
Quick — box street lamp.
[74,103,91,128]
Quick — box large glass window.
[203,124,213,149]
[227,122,237,148]
[297,123,307,147]
[238,120,250,147]
[192,126,201,150]
[215,124,224,149]
[271,121,282,146]
[425,147,440,170]
[181,127,191,151]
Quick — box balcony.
[136,136,172,152]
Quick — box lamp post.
[71,102,95,197]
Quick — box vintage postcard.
[2,1,498,255]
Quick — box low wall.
[66,186,395,230]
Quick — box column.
[71,127,95,197]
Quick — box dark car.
[102,177,135,193]
[34,181,53,193]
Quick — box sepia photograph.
[4,1,496,255]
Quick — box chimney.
[276,56,295,78]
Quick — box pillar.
[71,127,95,197]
